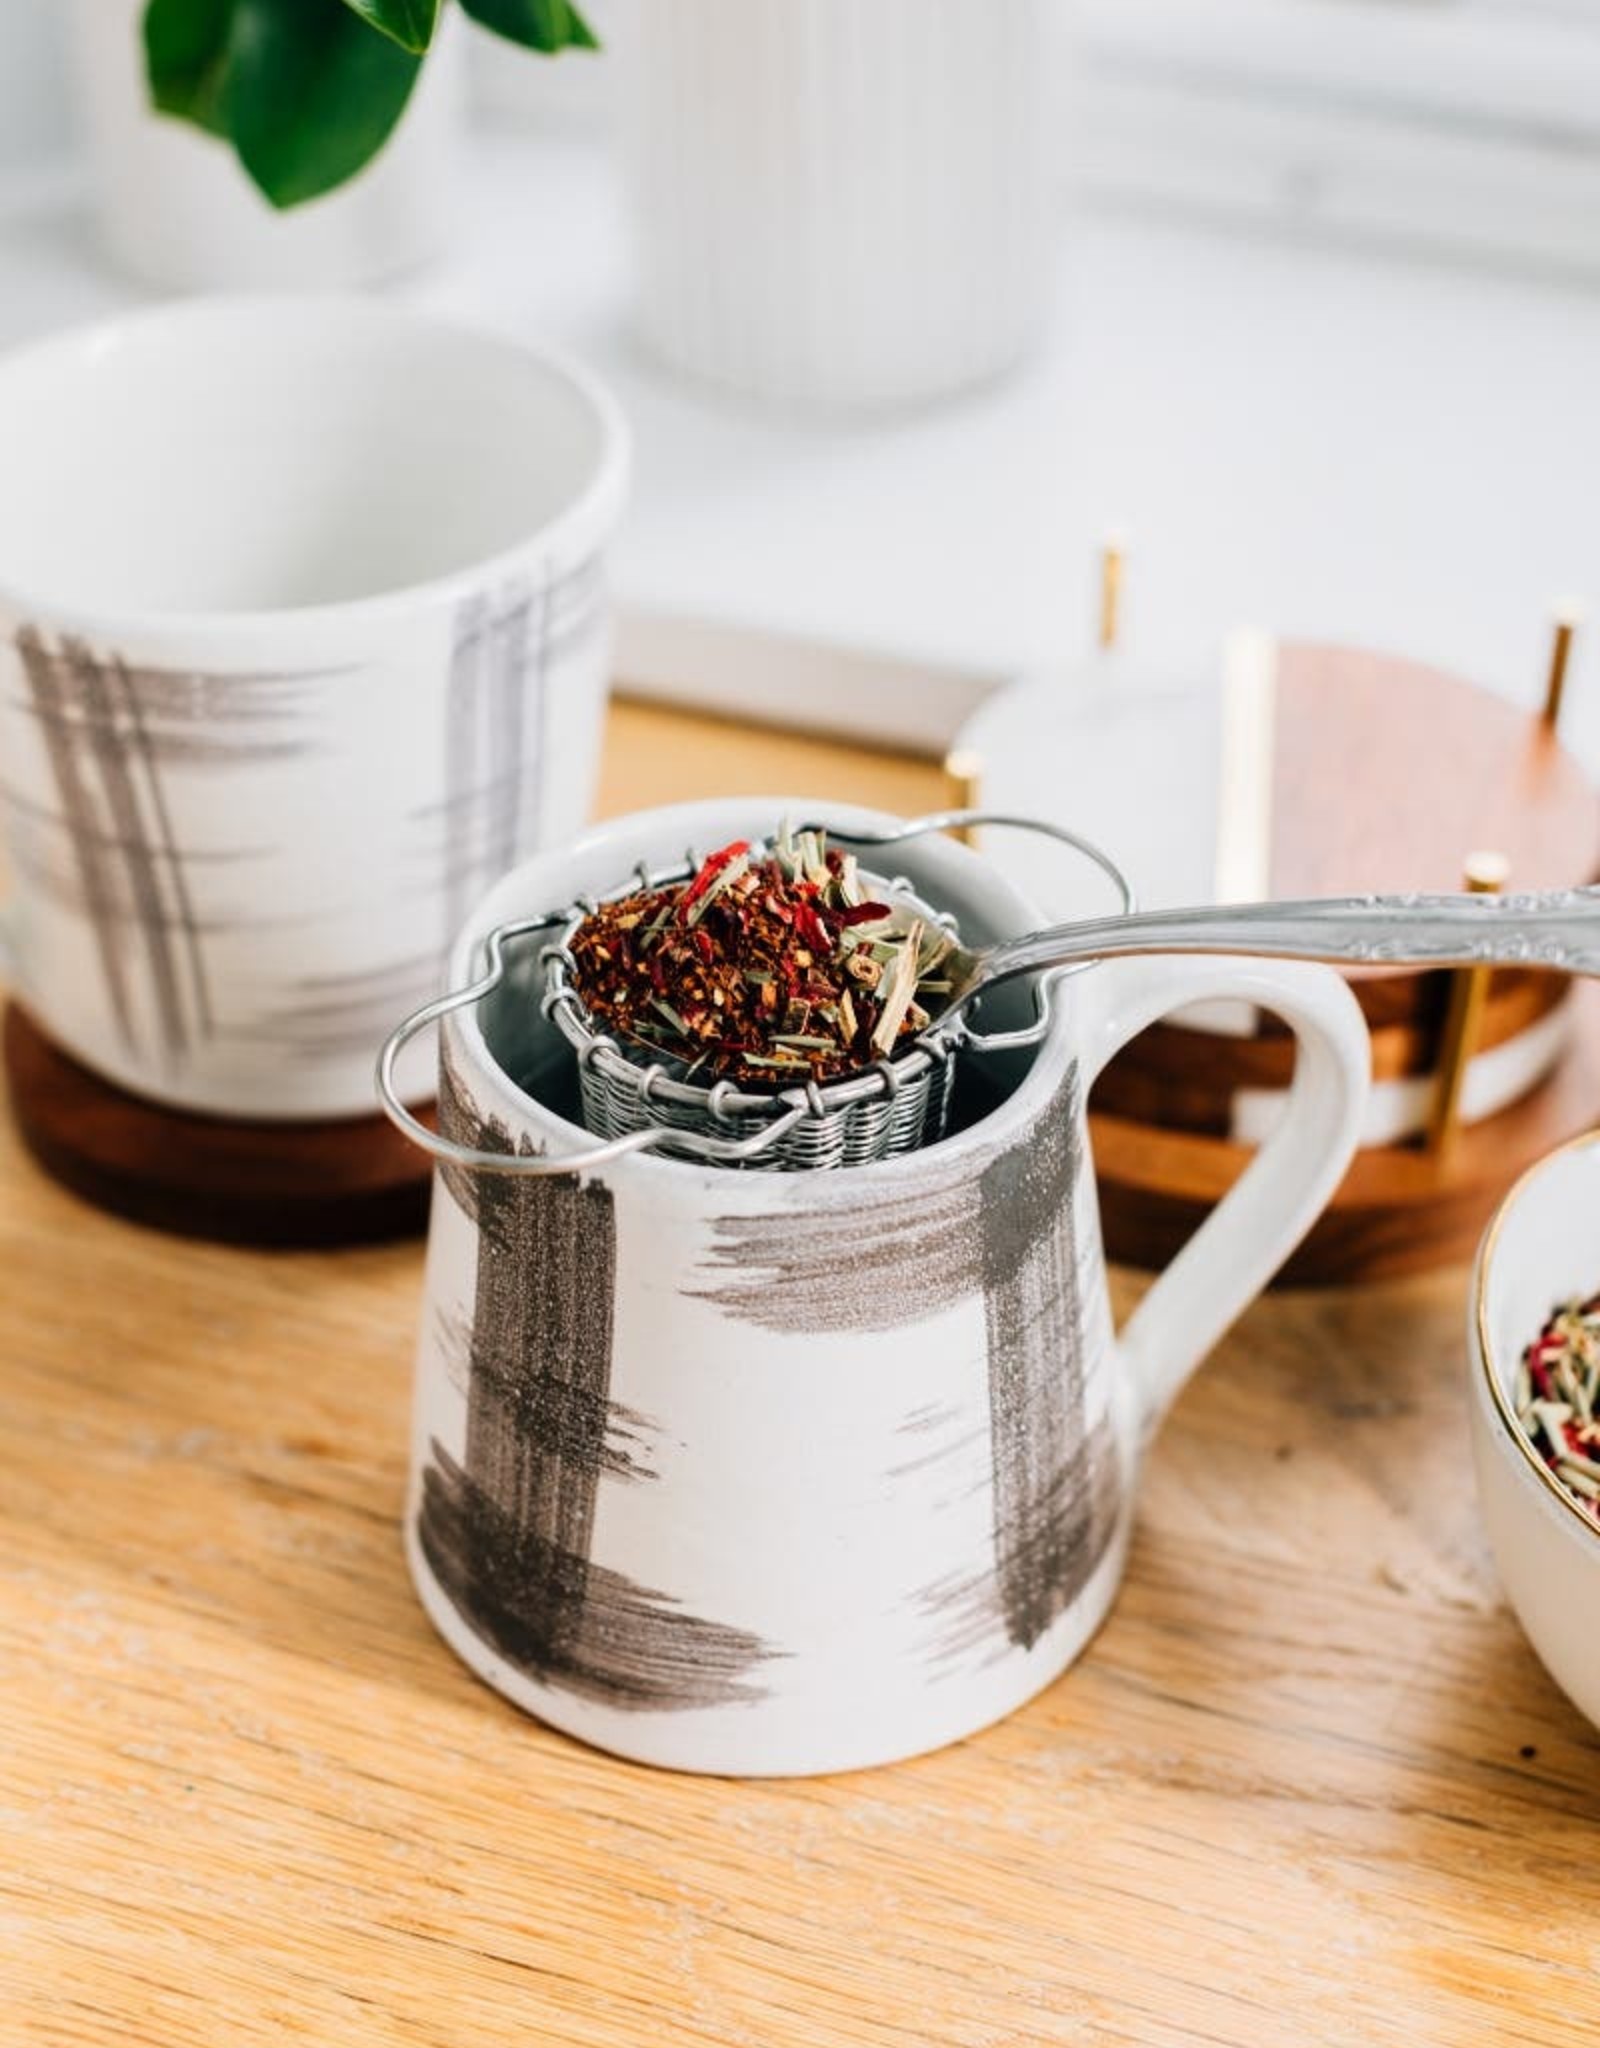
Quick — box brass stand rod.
[942,749,983,846]
[1542,604,1582,732]
[1098,535,1126,651]
[1425,851,1510,1159]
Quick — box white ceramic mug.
[392,798,1370,1774]
[0,297,629,1119]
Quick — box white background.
[3,0,1600,770]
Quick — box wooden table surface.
[4,701,1596,2048]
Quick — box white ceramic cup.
[0,296,629,1119]
[1471,1132,1600,1730]
[396,797,1370,1774]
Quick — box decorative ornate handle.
[962,885,1600,1000]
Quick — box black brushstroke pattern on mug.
[419,1059,775,1711]
[694,1070,1121,1657]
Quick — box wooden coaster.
[1091,982,1600,1286]
[3,1005,433,1248]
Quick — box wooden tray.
[3,688,1593,2046]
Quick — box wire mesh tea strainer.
[379,811,1600,1178]
[376,811,1134,1176]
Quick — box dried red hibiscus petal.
[677,838,749,916]
[565,827,948,1088]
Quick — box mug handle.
[1076,953,1370,1440]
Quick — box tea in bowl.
[1471,1131,1600,1729]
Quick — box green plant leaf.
[143,0,234,137]
[226,0,423,208]
[338,0,439,55]
[459,0,599,54]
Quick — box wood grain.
[1092,986,1600,1284]
[1269,643,1600,904]
[5,697,1599,2048]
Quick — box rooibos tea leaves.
[566,825,954,1087]
[1515,1295,1600,1519]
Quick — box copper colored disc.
[1268,643,1595,899]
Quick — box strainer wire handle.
[375,912,812,1177]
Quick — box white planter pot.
[618,0,1052,412]
[70,0,463,291]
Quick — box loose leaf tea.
[1515,1296,1600,1520]
[567,826,953,1087]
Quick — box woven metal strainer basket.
[378,811,1133,1177]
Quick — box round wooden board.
[3,1005,433,1247]
[1098,643,1599,1116]
[1076,645,1600,1276]
[1267,643,1596,897]
[1090,982,1600,1286]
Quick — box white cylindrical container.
[69,0,463,291]
[617,0,1051,412]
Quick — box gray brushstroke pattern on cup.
[6,575,600,1076]
[423,560,606,956]
[437,581,546,951]
[11,626,322,1063]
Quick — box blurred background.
[2,0,1599,756]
